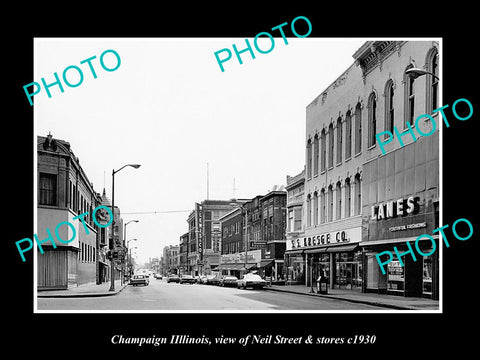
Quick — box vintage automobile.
[154,273,163,280]
[179,274,196,284]
[206,274,221,286]
[237,273,267,289]
[219,275,238,287]
[130,274,150,286]
[166,274,180,283]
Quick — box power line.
[122,210,191,215]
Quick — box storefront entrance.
[333,251,363,290]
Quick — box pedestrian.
[316,272,322,293]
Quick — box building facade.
[285,40,440,298]
[285,168,305,284]
[218,188,287,281]
[186,200,244,276]
[37,133,107,290]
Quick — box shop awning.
[218,263,256,270]
[325,244,359,253]
[304,247,328,254]
[360,235,438,247]
[259,259,274,268]
[284,249,304,255]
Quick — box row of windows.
[38,172,99,232]
[79,242,96,263]
[306,48,439,180]
[305,174,361,227]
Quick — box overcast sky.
[35,37,365,265]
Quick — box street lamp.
[123,220,139,283]
[129,244,138,277]
[127,238,138,279]
[109,163,141,292]
[405,67,439,80]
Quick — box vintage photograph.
[32,38,441,312]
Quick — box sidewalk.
[37,280,129,298]
[266,284,439,310]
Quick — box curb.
[37,283,129,298]
[264,287,414,310]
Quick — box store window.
[387,255,405,292]
[423,253,433,296]
[334,251,362,290]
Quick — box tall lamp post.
[123,220,139,283]
[109,163,141,292]
[127,238,138,279]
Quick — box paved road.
[37,278,383,311]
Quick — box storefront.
[285,227,362,290]
[361,134,439,299]
[218,249,262,278]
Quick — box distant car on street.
[179,274,196,284]
[167,274,180,283]
[130,274,150,286]
[237,273,267,290]
[154,273,163,280]
[220,275,238,287]
[206,274,220,286]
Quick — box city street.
[37,277,384,311]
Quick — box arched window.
[404,64,415,129]
[336,181,342,220]
[345,111,352,159]
[426,47,439,114]
[320,129,326,172]
[313,191,319,226]
[336,117,343,164]
[354,174,361,215]
[384,79,395,136]
[320,189,326,224]
[306,194,311,227]
[355,103,362,154]
[313,134,319,176]
[328,123,334,169]
[344,177,351,218]
[328,185,333,222]
[368,92,377,148]
[306,139,312,179]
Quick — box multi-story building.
[179,232,189,275]
[37,133,107,290]
[285,40,440,299]
[285,168,305,284]
[187,200,244,276]
[218,187,287,281]
[162,245,180,274]
[258,187,287,281]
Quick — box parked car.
[206,274,221,286]
[130,274,149,286]
[237,273,267,289]
[196,275,205,284]
[220,275,238,287]
[180,274,196,284]
[154,273,163,280]
[167,274,180,283]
